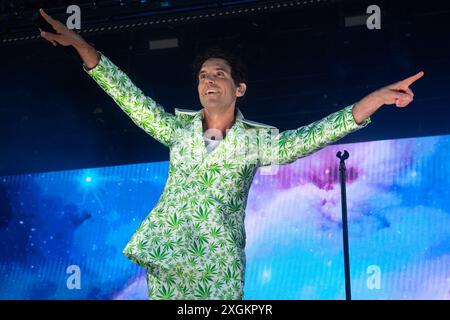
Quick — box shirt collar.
[174,107,275,129]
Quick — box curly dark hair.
[192,46,248,105]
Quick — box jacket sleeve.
[258,104,371,167]
[83,51,177,147]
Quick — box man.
[38,9,423,300]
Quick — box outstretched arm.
[258,104,371,167]
[83,53,178,147]
[38,8,178,147]
[258,71,424,167]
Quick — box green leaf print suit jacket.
[84,52,371,299]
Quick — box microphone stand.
[336,150,351,300]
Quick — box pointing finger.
[39,8,62,31]
[402,71,424,87]
[40,8,55,26]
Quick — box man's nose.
[205,74,216,82]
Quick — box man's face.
[197,58,246,112]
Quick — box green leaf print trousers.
[145,263,245,300]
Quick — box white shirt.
[204,135,223,154]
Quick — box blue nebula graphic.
[0,135,449,299]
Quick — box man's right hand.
[38,8,100,69]
[38,8,85,47]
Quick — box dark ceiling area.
[1,0,449,176]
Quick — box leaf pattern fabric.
[84,52,371,300]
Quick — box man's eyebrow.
[199,67,229,74]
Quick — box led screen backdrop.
[0,134,449,300]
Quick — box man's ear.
[237,83,247,97]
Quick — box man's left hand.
[371,71,425,108]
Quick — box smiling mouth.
[205,89,220,95]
